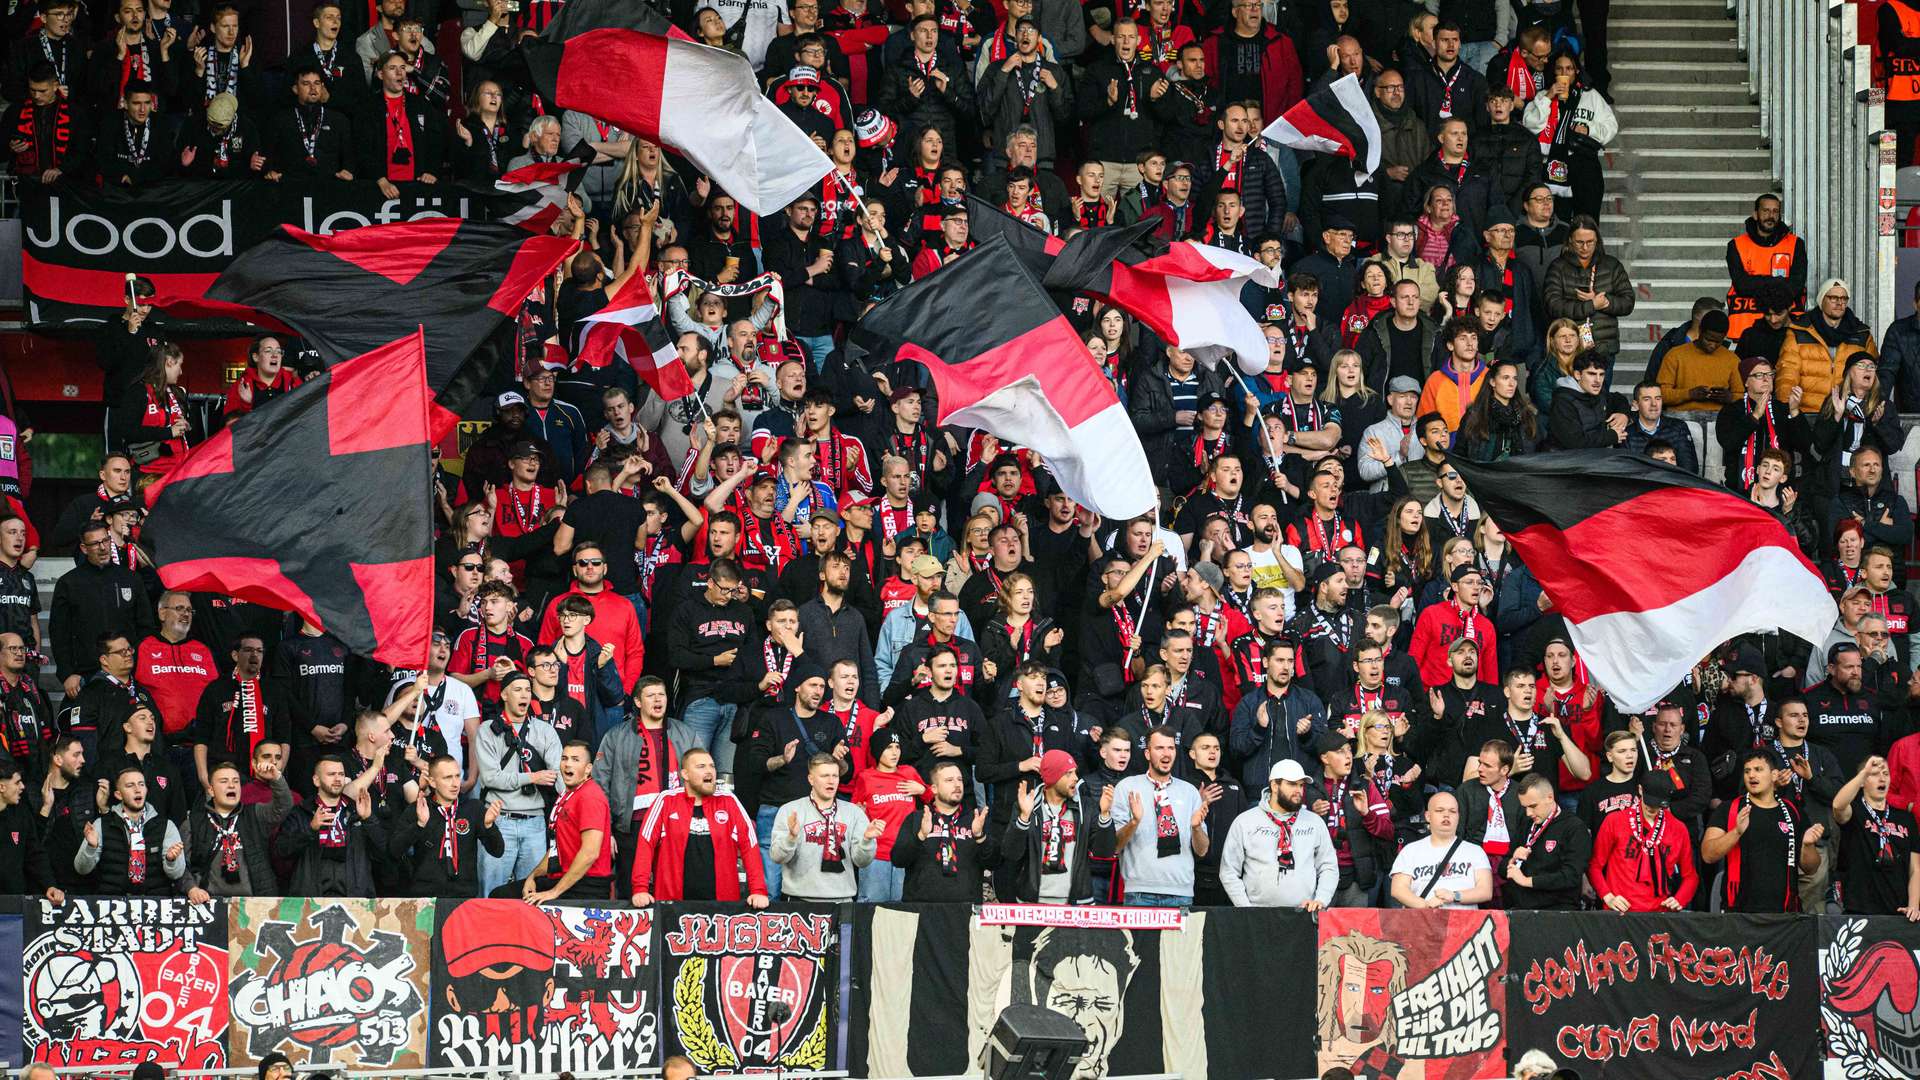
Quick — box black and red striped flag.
[143,332,436,667]
[494,141,598,233]
[1262,73,1381,178]
[1449,451,1834,711]
[200,218,577,416]
[576,269,694,400]
[857,236,1155,519]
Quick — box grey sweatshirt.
[1219,802,1339,908]
[769,795,877,900]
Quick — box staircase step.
[1614,127,1767,151]
[1612,39,1740,58]
[1610,0,1729,10]
[1611,18,1737,32]
[1612,60,1749,85]
[1617,83,1755,105]
[1614,215,1745,239]
[1633,170,1775,188]
[1617,104,1761,128]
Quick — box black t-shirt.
[1730,801,1800,913]
[562,491,647,594]
[1388,322,1425,384]
[1577,776,1641,837]
[1218,31,1264,107]
[1840,796,1916,916]
[683,804,716,901]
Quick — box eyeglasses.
[531,659,561,668]
[104,646,135,657]
[574,558,606,567]
[79,538,112,549]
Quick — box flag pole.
[1232,367,1289,487]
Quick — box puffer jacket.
[1776,310,1878,415]
[1126,356,1230,487]
[1542,245,1636,358]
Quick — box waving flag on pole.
[577,272,694,400]
[522,28,831,214]
[1262,72,1381,179]
[858,237,1155,519]
[1048,224,1281,375]
[1449,451,1836,713]
[495,142,597,233]
[144,332,436,668]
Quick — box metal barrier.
[1733,0,1895,332]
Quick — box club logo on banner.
[1823,916,1920,1080]
[0,895,22,1070]
[1316,910,1508,1080]
[23,898,228,1070]
[1512,912,1816,1080]
[428,900,655,1072]
[660,906,835,1072]
[227,898,433,1068]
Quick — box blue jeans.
[1128,891,1192,908]
[1460,40,1498,74]
[756,804,784,900]
[671,697,737,777]
[624,591,649,637]
[858,857,905,902]
[482,812,549,896]
[796,333,837,371]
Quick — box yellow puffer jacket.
[1775,312,1878,414]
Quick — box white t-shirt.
[1246,543,1305,619]
[1390,835,1490,908]
[386,673,479,775]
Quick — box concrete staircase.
[1602,0,1775,384]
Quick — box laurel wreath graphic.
[673,957,738,1070]
[1820,918,1899,1080]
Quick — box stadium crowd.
[0,0,1915,923]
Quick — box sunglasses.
[457,562,484,571]
[575,558,606,567]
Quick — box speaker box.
[983,1004,1090,1080]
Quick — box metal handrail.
[1731,0,1894,332]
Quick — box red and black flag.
[856,235,1155,519]
[495,141,598,233]
[1262,73,1382,177]
[522,13,829,213]
[143,332,436,668]
[201,218,577,414]
[1449,451,1834,712]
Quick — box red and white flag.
[578,273,695,401]
[1262,73,1382,178]
[1451,452,1836,713]
[524,29,831,215]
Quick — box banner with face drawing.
[23,897,228,1071]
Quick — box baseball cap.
[205,92,238,126]
[496,390,528,409]
[101,493,142,517]
[854,107,896,148]
[910,554,945,578]
[785,64,821,87]
[1450,563,1484,584]
[441,899,556,978]
[1269,759,1308,783]
[1311,730,1350,756]
[841,492,876,511]
[1387,375,1421,395]
[1446,635,1480,656]
[1309,561,1344,587]
[507,439,545,460]
[1191,560,1225,594]
[1639,772,1676,808]
[890,384,924,403]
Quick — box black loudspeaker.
[983,1004,1090,1080]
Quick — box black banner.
[426,899,657,1072]
[847,905,1315,1080]
[1822,915,1920,1079]
[1510,912,1818,1080]
[20,178,528,330]
[657,903,840,1073]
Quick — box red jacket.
[1889,731,1920,812]
[631,789,769,901]
[539,586,644,692]
[1201,24,1303,128]
[1587,805,1697,912]
[1407,601,1499,687]
[136,634,219,737]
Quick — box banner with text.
[1511,912,1816,1080]
[0,895,20,1070]
[1316,909,1510,1080]
[427,899,657,1072]
[20,179,529,330]
[23,897,229,1070]
[227,898,434,1070]
[658,903,839,1074]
